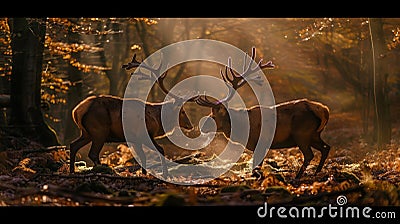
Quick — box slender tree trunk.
[8,18,59,147]
[107,21,130,97]
[369,18,391,148]
[135,20,158,101]
[359,37,372,139]
[64,19,83,145]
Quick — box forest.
[0,17,399,219]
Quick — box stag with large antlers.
[69,54,197,178]
[195,47,330,179]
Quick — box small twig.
[37,172,155,181]
[20,145,67,154]
[173,152,205,164]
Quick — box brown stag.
[69,54,196,178]
[195,48,330,179]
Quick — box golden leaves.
[67,58,110,75]
[0,18,12,77]
[12,158,36,175]
[133,18,159,25]
[388,27,400,50]
[130,44,141,50]
[45,36,104,55]
[47,18,125,35]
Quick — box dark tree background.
[0,18,399,207]
[7,18,59,147]
[369,18,391,148]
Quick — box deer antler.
[222,47,274,90]
[122,54,168,91]
[122,53,198,102]
[196,47,274,107]
[121,53,143,70]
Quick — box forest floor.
[0,110,399,208]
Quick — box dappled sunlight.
[0,118,399,206]
[0,18,399,208]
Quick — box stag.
[69,54,197,178]
[195,48,330,179]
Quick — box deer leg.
[133,143,147,175]
[69,134,91,173]
[88,138,106,167]
[312,136,331,174]
[251,139,269,180]
[149,137,168,179]
[296,144,314,179]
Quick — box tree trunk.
[359,37,372,139]
[8,18,59,147]
[369,18,392,148]
[64,19,84,145]
[135,20,159,101]
[107,21,130,97]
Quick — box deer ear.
[217,105,228,116]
